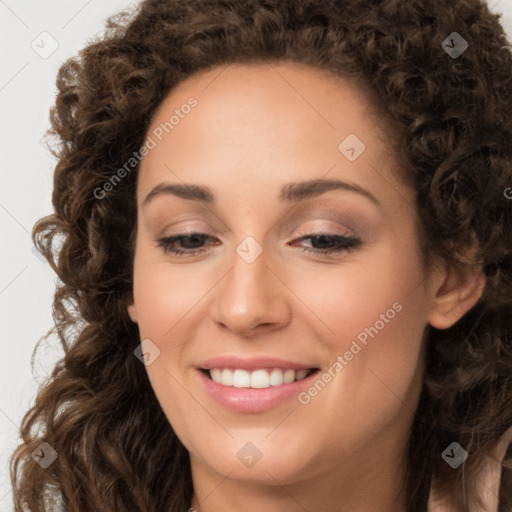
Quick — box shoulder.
[428,425,512,512]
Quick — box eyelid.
[152,209,366,240]
[155,222,212,239]
[160,225,355,241]
[294,220,357,238]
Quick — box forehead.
[137,62,410,215]
[149,62,380,137]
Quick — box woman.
[10,0,512,510]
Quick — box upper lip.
[198,356,318,371]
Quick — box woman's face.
[127,62,461,497]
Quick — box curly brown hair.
[9,0,512,510]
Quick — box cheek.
[296,244,428,416]
[289,244,425,346]
[132,257,213,339]
[131,260,213,443]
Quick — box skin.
[127,62,485,512]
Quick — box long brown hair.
[10,0,512,510]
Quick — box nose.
[211,245,292,337]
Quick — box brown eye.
[157,233,214,257]
[156,232,361,258]
[290,234,361,255]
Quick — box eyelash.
[156,232,361,258]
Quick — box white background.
[1,0,511,510]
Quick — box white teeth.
[250,369,270,388]
[233,369,251,388]
[283,369,295,384]
[269,368,284,386]
[295,369,309,381]
[208,368,314,388]
[220,368,233,386]
[210,368,222,383]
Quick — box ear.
[427,259,486,330]
[127,297,138,323]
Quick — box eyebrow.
[142,178,381,208]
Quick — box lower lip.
[197,369,319,413]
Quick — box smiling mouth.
[200,367,320,389]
